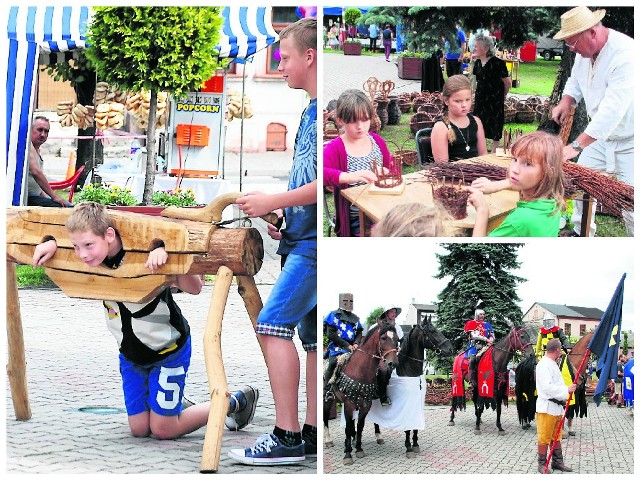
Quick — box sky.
[318,239,635,332]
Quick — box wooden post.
[236,275,264,330]
[580,193,594,237]
[200,265,234,473]
[6,261,31,420]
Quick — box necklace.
[450,122,470,151]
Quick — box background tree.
[344,8,362,33]
[431,243,525,373]
[367,306,384,327]
[435,243,525,347]
[86,7,222,204]
[44,54,103,188]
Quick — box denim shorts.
[256,253,317,351]
[119,337,191,416]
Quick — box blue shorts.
[256,253,317,351]
[119,337,191,416]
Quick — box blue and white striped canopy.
[6,6,278,206]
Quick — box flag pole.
[543,347,592,473]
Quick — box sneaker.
[301,428,317,457]
[228,433,305,465]
[380,396,392,407]
[225,385,259,431]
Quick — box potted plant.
[397,51,425,80]
[343,7,363,55]
[343,38,362,56]
[74,183,199,215]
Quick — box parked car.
[536,35,564,60]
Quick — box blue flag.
[588,273,626,406]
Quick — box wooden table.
[340,154,519,236]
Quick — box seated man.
[27,116,71,207]
[464,308,494,387]
[323,293,363,401]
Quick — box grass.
[511,58,561,96]
[15,265,54,287]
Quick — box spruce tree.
[434,243,525,354]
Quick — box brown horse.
[516,331,593,428]
[323,323,400,465]
[448,325,535,435]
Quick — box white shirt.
[535,355,569,415]
[563,29,634,141]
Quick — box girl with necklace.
[431,75,488,162]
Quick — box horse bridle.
[399,323,448,363]
[491,327,533,354]
[356,330,398,361]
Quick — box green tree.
[367,306,384,326]
[434,243,525,353]
[86,7,222,204]
[344,8,362,29]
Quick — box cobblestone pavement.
[6,221,317,475]
[323,399,634,474]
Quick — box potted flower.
[74,183,200,215]
[397,51,425,80]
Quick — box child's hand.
[470,177,495,193]
[236,191,275,218]
[145,247,168,273]
[346,170,378,184]
[32,240,57,266]
[464,187,489,214]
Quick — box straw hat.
[553,6,606,40]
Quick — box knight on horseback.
[535,316,571,359]
[464,307,495,388]
[323,293,364,402]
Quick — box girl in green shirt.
[466,131,565,237]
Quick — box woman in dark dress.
[472,33,511,152]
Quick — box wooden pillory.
[6,192,273,473]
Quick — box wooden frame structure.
[6,193,271,473]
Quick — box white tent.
[6,5,279,205]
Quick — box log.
[200,266,234,473]
[6,262,31,420]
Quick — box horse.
[448,324,535,435]
[515,331,593,431]
[370,315,454,457]
[323,322,400,465]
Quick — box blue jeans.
[256,253,317,351]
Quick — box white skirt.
[341,371,425,431]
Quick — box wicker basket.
[410,112,436,134]
[504,106,517,123]
[389,139,418,167]
[417,103,442,116]
[398,100,412,113]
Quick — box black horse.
[323,323,400,465]
[448,324,534,435]
[372,315,454,457]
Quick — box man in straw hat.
[551,6,634,237]
[372,305,404,406]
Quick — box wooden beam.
[200,266,234,473]
[6,262,31,420]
